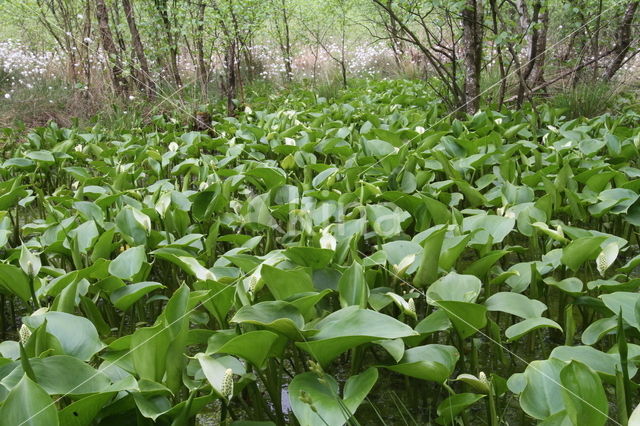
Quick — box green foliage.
[0,80,639,424]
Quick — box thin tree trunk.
[80,0,92,88]
[154,0,183,87]
[386,0,405,69]
[225,40,238,116]
[516,0,529,36]
[592,0,603,79]
[65,37,78,84]
[312,42,320,85]
[195,0,208,96]
[488,0,507,107]
[605,0,639,79]
[462,0,483,113]
[96,0,127,95]
[281,0,293,81]
[507,43,528,106]
[523,0,542,81]
[340,14,348,88]
[243,41,255,82]
[122,0,155,95]
[531,8,548,86]
[59,2,79,84]
[112,4,127,52]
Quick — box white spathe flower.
[155,192,171,217]
[407,298,416,315]
[284,137,296,146]
[479,371,489,385]
[415,126,426,134]
[4,93,10,99]
[168,142,179,152]
[229,200,242,214]
[246,270,261,294]
[141,214,152,231]
[393,254,416,276]
[503,209,517,219]
[597,242,618,276]
[74,144,83,152]
[71,181,79,190]
[319,228,337,251]
[29,307,48,318]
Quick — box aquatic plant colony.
[0,80,639,424]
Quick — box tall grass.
[0,76,227,130]
[0,77,111,128]
[314,71,345,102]
[550,81,620,119]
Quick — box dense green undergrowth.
[1,80,640,425]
